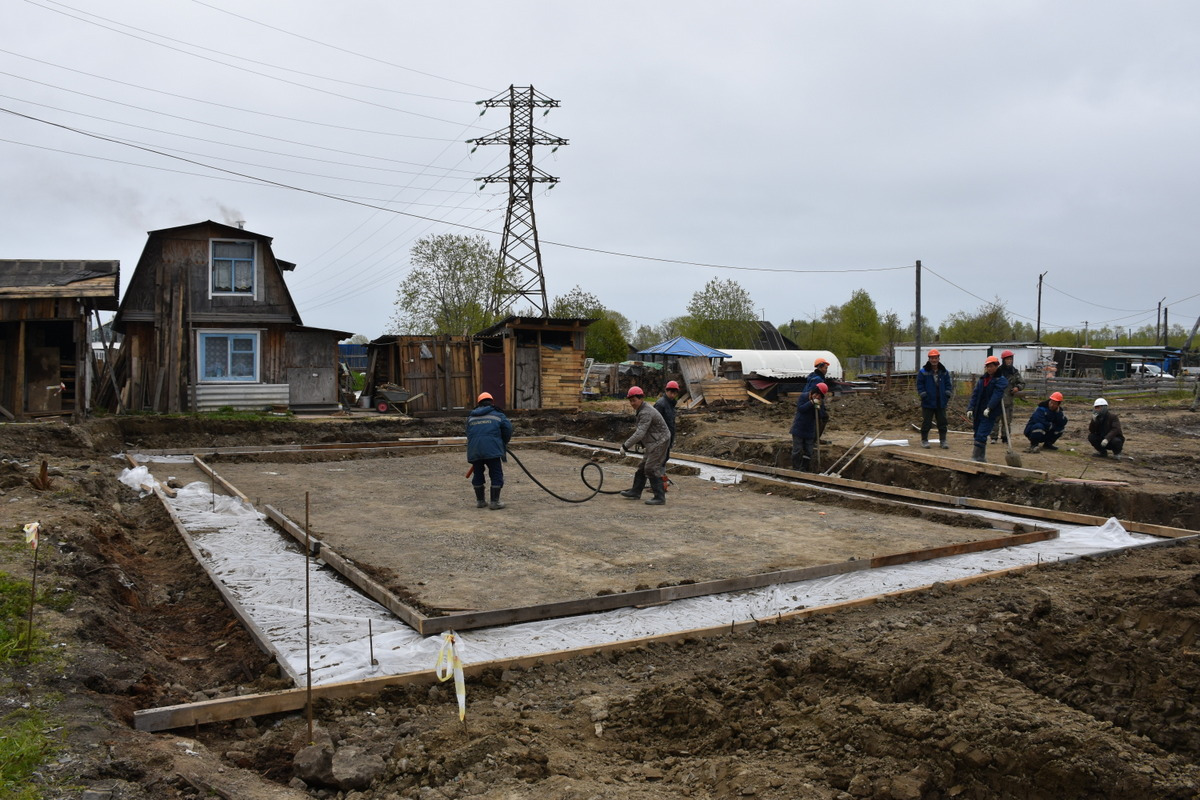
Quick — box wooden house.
[362,335,480,413]
[476,316,593,409]
[0,260,119,420]
[110,221,349,413]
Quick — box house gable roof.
[0,260,120,309]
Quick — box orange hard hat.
[627,386,644,398]
[1049,391,1064,402]
[927,349,940,357]
[814,358,830,367]
[815,382,829,395]
[1001,350,1014,358]
[476,392,493,403]
[665,380,680,390]
[985,356,1000,366]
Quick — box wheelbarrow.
[374,386,424,414]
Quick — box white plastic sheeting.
[120,465,1162,688]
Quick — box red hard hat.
[627,386,644,398]
[814,358,830,367]
[665,380,680,390]
[1049,391,1064,402]
[1001,350,1014,358]
[815,382,829,395]
[927,349,940,357]
[985,356,1000,366]
[476,392,493,403]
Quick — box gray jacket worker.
[618,386,672,506]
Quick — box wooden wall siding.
[284,330,339,406]
[369,336,479,412]
[539,346,586,409]
[514,345,540,409]
[0,298,84,322]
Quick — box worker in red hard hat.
[618,386,672,505]
[917,348,953,450]
[991,350,1026,446]
[1023,391,1067,453]
[789,382,829,472]
[803,357,840,444]
[466,391,513,509]
[655,380,681,458]
[966,356,1008,463]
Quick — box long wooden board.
[889,449,1049,480]
[132,435,554,458]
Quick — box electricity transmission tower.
[469,85,567,316]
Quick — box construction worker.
[991,350,1026,444]
[966,356,1008,463]
[655,380,680,458]
[1024,391,1067,453]
[916,348,952,449]
[803,358,838,443]
[466,391,513,510]
[1088,397,1125,457]
[618,386,672,505]
[789,382,829,472]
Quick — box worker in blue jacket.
[466,391,513,510]
[803,358,839,443]
[1024,392,1067,453]
[966,356,1007,463]
[789,382,829,472]
[916,348,953,450]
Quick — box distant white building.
[892,343,1049,376]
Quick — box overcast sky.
[3,1,1198,343]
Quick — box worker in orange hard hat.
[917,348,953,450]
[966,355,1008,463]
[1023,391,1067,453]
[789,382,829,472]
[991,350,1026,445]
[803,357,840,444]
[466,391,513,509]
[618,386,672,505]
[655,380,681,458]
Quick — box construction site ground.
[1,386,1198,799]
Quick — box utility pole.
[1083,321,1089,347]
[1163,306,1169,346]
[914,260,922,372]
[1035,271,1047,342]
[1157,297,1166,346]
[469,85,568,316]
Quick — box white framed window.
[211,240,256,296]
[198,331,259,382]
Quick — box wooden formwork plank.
[889,449,1049,480]
[132,435,553,458]
[193,456,250,504]
[558,436,1198,539]
[263,505,427,632]
[131,561,1044,732]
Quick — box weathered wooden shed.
[0,260,119,420]
[110,220,349,413]
[362,335,481,413]
[475,316,593,410]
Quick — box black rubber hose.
[504,447,608,503]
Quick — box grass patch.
[0,573,44,665]
[0,708,57,800]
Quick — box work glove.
[1101,438,1109,448]
[619,446,627,458]
[966,410,974,422]
[983,408,990,418]
[919,392,927,400]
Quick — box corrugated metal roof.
[637,336,730,358]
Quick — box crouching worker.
[1024,391,1067,453]
[618,386,671,505]
[789,382,829,472]
[1088,397,1124,458]
[467,392,513,509]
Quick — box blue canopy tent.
[637,336,730,359]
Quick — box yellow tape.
[434,631,466,721]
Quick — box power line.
[1042,281,1151,314]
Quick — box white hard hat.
[1093,398,1108,407]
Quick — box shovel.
[1000,404,1022,468]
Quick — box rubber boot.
[489,486,505,510]
[474,485,487,509]
[798,455,811,473]
[619,471,646,499]
[939,432,950,450]
[645,478,666,505]
[920,439,930,449]
[971,442,986,463]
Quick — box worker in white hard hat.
[466,391,513,509]
[1087,397,1124,457]
[618,386,672,505]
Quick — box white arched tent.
[719,349,843,381]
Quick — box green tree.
[680,278,758,348]
[550,286,604,318]
[550,285,631,361]
[937,299,1016,343]
[832,290,883,358]
[389,234,513,335]
[585,318,628,362]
